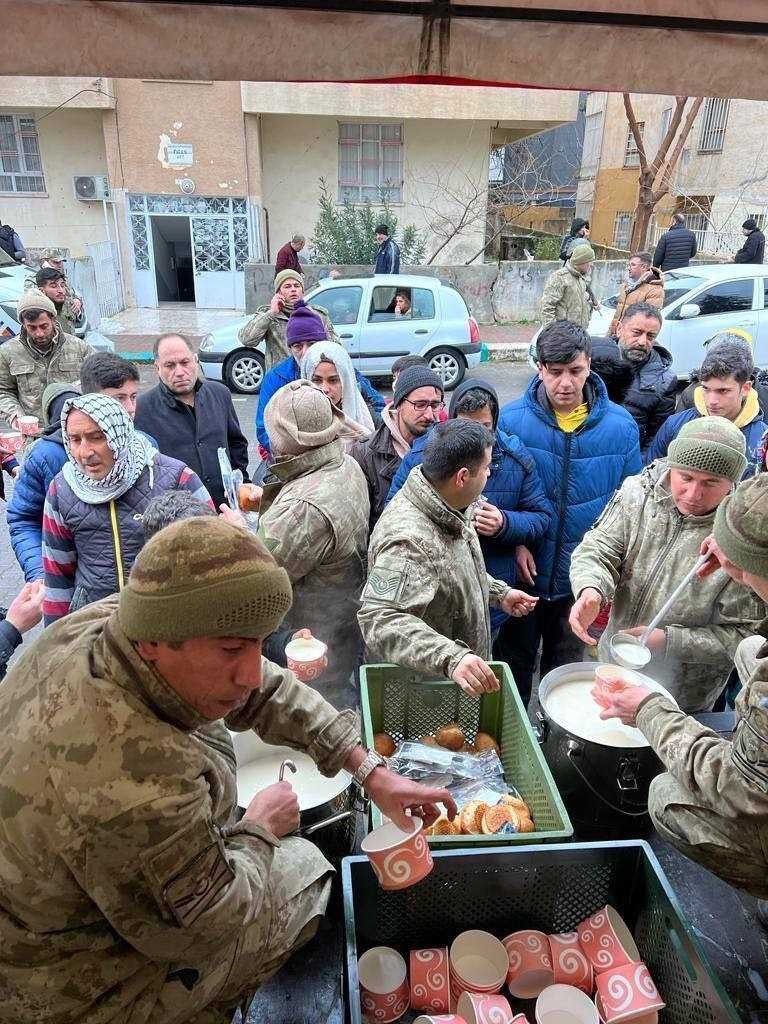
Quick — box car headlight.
[199,333,213,352]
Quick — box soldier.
[0,517,454,1022]
[594,471,768,901]
[238,268,338,372]
[0,291,92,426]
[25,246,85,329]
[258,380,370,709]
[569,417,766,712]
[359,419,538,695]
[33,266,87,335]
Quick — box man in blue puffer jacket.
[499,320,642,701]
[386,377,552,644]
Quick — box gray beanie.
[17,289,56,318]
[714,473,768,577]
[393,365,444,408]
[667,415,747,483]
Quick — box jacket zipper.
[109,500,125,590]
[548,432,573,600]
[627,518,683,626]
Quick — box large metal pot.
[537,662,675,838]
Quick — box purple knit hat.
[286,300,327,347]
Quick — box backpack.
[0,225,16,259]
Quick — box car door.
[307,283,364,352]
[664,277,759,377]
[755,278,768,369]
[357,282,440,375]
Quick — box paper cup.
[548,932,594,995]
[411,947,451,1014]
[285,636,327,682]
[595,994,658,1024]
[358,946,410,1023]
[577,907,640,975]
[0,431,24,453]
[594,962,664,1022]
[450,930,509,995]
[536,984,600,1024]
[503,930,554,1000]
[361,817,433,891]
[17,415,39,436]
[413,1016,468,1024]
[457,990,517,1024]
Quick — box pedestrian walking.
[274,233,305,276]
[539,243,595,329]
[734,217,765,264]
[653,212,697,271]
[374,224,400,274]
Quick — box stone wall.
[245,260,628,325]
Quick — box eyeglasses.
[402,398,445,413]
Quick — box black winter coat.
[734,229,765,265]
[653,223,698,271]
[135,379,250,509]
[590,336,679,450]
[348,419,401,531]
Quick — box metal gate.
[86,240,125,317]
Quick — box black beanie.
[743,218,758,231]
[393,365,444,408]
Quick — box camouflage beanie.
[264,379,345,456]
[714,473,768,577]
[667,415,747,483]
[118,518,292,642]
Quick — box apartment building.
[575,91,768,258]
[0,77,577,310]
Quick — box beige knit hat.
[667,415,747,483]
[17,289,56,318]
[118,517,292,642]
[264,379,346,456]
[274,268,304,290]
[570,243,596,265]
[714,473,768,577]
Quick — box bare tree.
[624,93,704,250]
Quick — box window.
[338,123,403,203]
[624,122,644,168]
[663,274,705,307]
[310,286,362,326]
[748,212,767,231]
[367,285,435,322]
[0,114,45,193]
[698,98,730,154]
[489,147,505,184]
[581,112,602,176]
[660,107,673,141]
[694,279,754,317]
[613,211,633,248]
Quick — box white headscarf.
[61,393,156,504]
[301,341,374,436]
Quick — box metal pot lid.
[539,662,678,750]
[229,731,351,809]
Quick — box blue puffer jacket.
[7,431,68,581]
[386,378,552,629]
[499,373,642,600]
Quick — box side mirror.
[678,303,701,319]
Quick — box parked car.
[530,264,768,378]
[198,274,483,393]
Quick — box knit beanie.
[569,243,596,265]
[274,268,304,291]
[286,300,327,347]
[714,473,768,577]
[667,415,747,483]
[118,517,292,642]
[393,365,444,408]
[42,381,80,426]
[265,379,344,456]
[17,289,56,318]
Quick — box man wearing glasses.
[350,365,444,530]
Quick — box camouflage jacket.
[238,305,338,371]
[23,275,85,332]
[539,260,592,328]
[358,466,511,678]
[570,461,767,711]
[0,326,92,423]
[0,598,360,1022]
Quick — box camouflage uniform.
[238,305,338,371]
[258,440,370,709]
[539,259,592,328]
[0,325,92,423]
[570,462,766,711]
[24,272,85,334]
[358,466,511,678]
[0,598,360,1022]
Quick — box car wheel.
[223,350,265,394]
[427,347,466,390]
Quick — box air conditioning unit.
[73,175,111,202]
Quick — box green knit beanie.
[714,473,768,577]
[118,517,293,642]
[570,243,595,265]
[667,415,747,483]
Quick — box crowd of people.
[0,225,766,1020]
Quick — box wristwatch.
[352,749,387,790]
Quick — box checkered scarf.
[61,393,156,504]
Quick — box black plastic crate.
[342,841,742,1024]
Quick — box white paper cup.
[536,983,600,1024]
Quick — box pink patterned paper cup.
[502,930,554,1000]
[413,1016,468,1024]
[361,817,433,891]
[410,947,451,1013]
[548,932,594,994]
[358,946,410,1023]
[457,990,517,1024]
[594,962,664,1023]
[450,930,509,995]
[577,906,641,975]
[0,431,24,453]
[595,995,658,1024]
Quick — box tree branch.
[652,96,704,200]
[623,93,649,173]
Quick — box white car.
[582,263,768,377]
[198,274,483,393]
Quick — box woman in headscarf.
[300,340,375,449]
[42,393,213,624]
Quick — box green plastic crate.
[360,662,573,847]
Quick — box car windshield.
[663,274,705,308]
